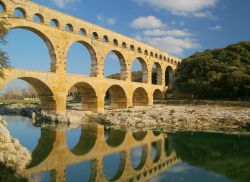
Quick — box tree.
[0,19,11,78]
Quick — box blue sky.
[1,0,250,91]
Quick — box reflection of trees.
[172,132,250,182]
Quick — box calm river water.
[3,115,250,182]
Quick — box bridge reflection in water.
[23,124,180,182]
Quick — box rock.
[0,116,31,171]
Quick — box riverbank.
[1,103,250,132]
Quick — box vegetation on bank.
[175,42,250,100]
[0,163,27,182]
[0,99,40,104]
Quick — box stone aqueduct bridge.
[0,0,181,114]
[24,124,180,182]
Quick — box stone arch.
[105,128,126,147]
[155,53,158,59]
[9,26,56,72]
[131,57,148,83]
[144,50,148,55]
[0,77,57,114]
[0,1,6,12]
[165,66,174,88]
[67,40,98,76]
[151,140,162,163]
[130,45,135,51]
[103,35,109,42]
[65,23,73,32]
[105,84,127,109]
[132,131,147,141]
[138,47,142,53]
[104,50,127,80]
[33,13,44,23]
[79,28,86,36]
[68,82,98,112]
[152,62,162,85]
[153,89,164,103]
[92,32,98,39]
[150,52,153,57]
[113,39,118,46]
[122,42,127,48]
[14,7,26,18]
[159,55,162,60]
[70,125,97,155]
[50,19,59,28]
[130,145,147,170]
[132,87,149,106]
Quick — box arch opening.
[122,42,127,48]
[5,27,56,72]
[91,32,98,39]
[132,87,149,106]
[165,66,174,88]
[0,78,56,114]
[103,151,126,181]
[152,62,162,85]
[130,145,147,170]
[66,41,97,76]
[50,19,59,28]
[14,7,26,18]
[131,58,148,83]
[153,89,164,104]
[0,1,6,12]
[79,28,86,36]
[67,82,98,112]
[132,131,147,141]
[104,127,126,147]
[105,85,127,110]
[33,13,44,23]
[151,141,162,163]
[113,39,118,46]
[103,35,109,42]
[104,51,127,80]
[65,23,73,32]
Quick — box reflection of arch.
[131,57,148,83]
[131,145,147,170]
[105,85,127,109]
[71,125,97,155]
[27,128,56,168]
[151,141,161,163]
[165,66,174,87]
[105,50,127,80]
[68,82,97,112]
[153,89,164,103]
[133,87,149,106]
[132,131,147,141]
[152,62,162,85]
[67,41,98,77]
[105,128,126,147]
[164,137,172,157]
[10,26,56,72]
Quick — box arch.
[14,7,26,18]
[67,40,98,76]
[65,23,73,32]
[79,28,86,36]
[138,47,142,53]
[68,82,98,112]
[165,66,174,87]
[122,42,127,48]
[91,32,98,39]
[151,141,162,163]
[132,131,147,141]
[105,128,126,147]
[159,55,162,60]
[132,87,149,106]
[9,26,56,72]
[164,56,166,61]
[131,57,148,83]
[113,39,118,46]
[150,52,154,57]
[130,45,135,51]
[152,62,162,85]
[104,50,127,80]
[153,89,164,103]
[130,145,147,170]
[33,13,44,23]
[155,53,158,59]
[50,19,59,28]
[103,35,109,42]
[70,125,97,155]
[0,1,6,12]
[105,84,127,109]
[144,50,148,55]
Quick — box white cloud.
[209,25,222,31]
[97,14,116,26]
[131,16,165,29]
[135,0,217,17]
[143,29,191,37]
[53,0,79,8]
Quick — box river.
[3,115,250,182]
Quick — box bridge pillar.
[53,92,67,114]
[50,167,66,182]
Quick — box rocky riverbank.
[0,116,31,171]
[1,103,250,132]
